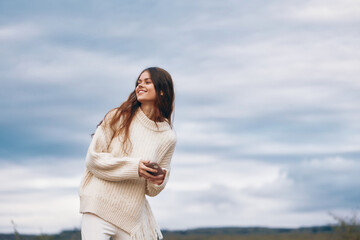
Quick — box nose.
[136,83,144,93]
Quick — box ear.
[160,91,164,96]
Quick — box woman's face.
[136,71,157,104]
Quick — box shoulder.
[104,108,119,121]
[156,128,177,155]
[102,108,123,127]
[162,128,177,146]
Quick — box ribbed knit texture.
[79,107,177,240]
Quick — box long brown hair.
[95,67,175,155]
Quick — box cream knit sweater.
[79,107,177,240]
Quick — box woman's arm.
[85,113,141,182]
[145,139,176,197]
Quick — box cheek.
[150,86,157,96]
[150,90,157,98]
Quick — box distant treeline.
[162,225,334,235]
[0,225,339,240]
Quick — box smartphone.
[145,162,164,176]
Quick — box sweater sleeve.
[145,139,176,197]
[85,117,141,182]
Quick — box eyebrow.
[137,78,152,81]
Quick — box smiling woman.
[78,67,177,240]
[136,71,158,102]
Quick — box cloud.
[283,0,360,22]
[151,155,360,229]
[0,159,83,233]
[7,46,144,84]
[0,23,41,41]
[285,157,360,211]
[246,156,360,211]
[0,154,359,233]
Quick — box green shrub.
[331,212,360,240]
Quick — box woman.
[79,67,177,240]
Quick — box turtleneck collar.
[135,107,171,132]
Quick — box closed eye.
[137,78,152,85]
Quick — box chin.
[137,98,148,104]
[137,98,155,104]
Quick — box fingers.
[140,171,157,180]
[139,161,158,179]
[144,166,158,173]
[139,160,158,173]
[147,174,165,185]
[138,160,166,184]
[142,171,164,181]
[142,171,164,182]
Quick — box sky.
[1,0,360,235]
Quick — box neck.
[140,104,156,121]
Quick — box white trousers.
[81,213,131,240]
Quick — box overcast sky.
[1,0,360,234]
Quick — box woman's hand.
[138,160,166,185]
[149,169,166,185]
